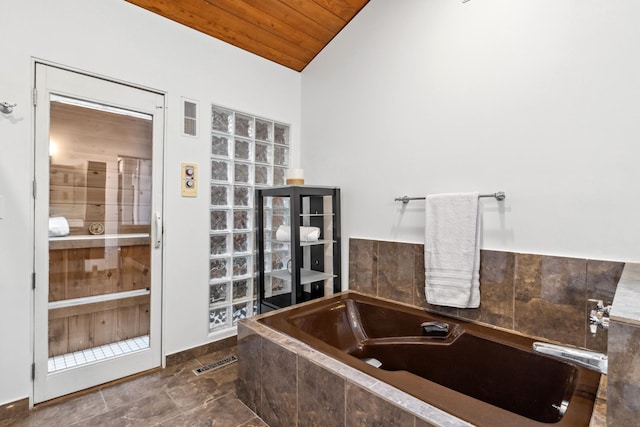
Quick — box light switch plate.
[181,163,198,197]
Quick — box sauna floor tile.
[6,346,264,427]
[49,336,150,373]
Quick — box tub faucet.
[533,342,608,375]
[589,299,611,333]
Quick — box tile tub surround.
[607,263,640,426]
[237,309,470,427]
[348,238,625,352]
[237,293,606,427]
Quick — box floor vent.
[192,354,237,376]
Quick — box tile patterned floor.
[3,346,266,427]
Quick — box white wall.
[301,0,640,278]
[0,0,300,405]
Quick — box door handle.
[154,211,162,248]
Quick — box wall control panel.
[181,162,198,197]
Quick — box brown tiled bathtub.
[259,291,601,426]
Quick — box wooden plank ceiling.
[126,0,370,72]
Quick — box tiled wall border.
[0,398,29,422]
[348,238,624,352]
[165,336,237,366]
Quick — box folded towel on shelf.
[49,216,70,237]
[424,192,481,308]
[275,225,321,242]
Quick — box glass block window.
[209,105,289,331]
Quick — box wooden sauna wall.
[49,99,153,235]
[49,164,89,229]
[49,160,151,235]
[48,244,151,357]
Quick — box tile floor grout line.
[20,346,261,427]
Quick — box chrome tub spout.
[533,342,608,375]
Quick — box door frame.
[31,59,168,405]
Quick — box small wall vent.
[182,98,198,137]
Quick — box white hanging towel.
[424,192,481,308]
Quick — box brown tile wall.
[607,319,640,425]
[298,357,345,426]
[348,238,624,352]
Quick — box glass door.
[33,64,164,403]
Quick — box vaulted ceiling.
[126,0,370,72]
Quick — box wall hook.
[0,102,17,114]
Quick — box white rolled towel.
[275,225,321,242]
[49,216,70,237]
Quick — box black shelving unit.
[255,186,341,313]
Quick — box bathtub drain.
[361,357,382,368]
